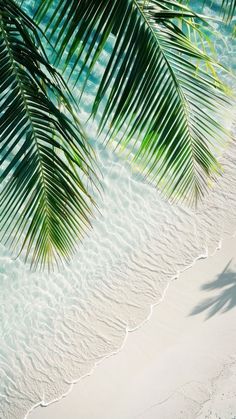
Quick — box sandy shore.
[29,235,236,419]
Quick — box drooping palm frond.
[0,0,97,269]
[35,0,232,204]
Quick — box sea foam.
[0,3,236,418]
[1,119,236,418]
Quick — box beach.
[29,235,236,419]
[1,136,236,419]
[0,2,235,417]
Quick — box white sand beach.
[29,234,236,419]
[1,0,236,417]
[2,136,236,419]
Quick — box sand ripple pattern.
[1,2,236,415]
[0,118,236,418]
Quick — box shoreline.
[2,137,236,419]
[29,234,236,419]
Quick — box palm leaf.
[180,0,236,22]
[35,0,232,204]
[208,0,235,22]
[212,0,236,22]
[211,0,236,21]
[0,0,97,269]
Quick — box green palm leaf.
[35,0,232,203]
[178,0,236,22]
[0,0,96,269]
[222,0,236,21]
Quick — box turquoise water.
[0,3,236,419]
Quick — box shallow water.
[0,3,236,419]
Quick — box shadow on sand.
[190,259,236,319]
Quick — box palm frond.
[0,0,97,269]
[210,0,235,22]
[215,0,236,22]
[179,0,236,22]
[35,0,232,204]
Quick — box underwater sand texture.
[1,2,236,417]
[29,236,236,419]
[0,123,236,418]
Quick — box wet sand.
[29,235,236,419]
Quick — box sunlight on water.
[0,2,236,418]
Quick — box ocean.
[0,2,235,418]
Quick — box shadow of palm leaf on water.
[190,259,236,319]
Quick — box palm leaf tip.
[217,0,236,22]
[178,0,236,22]
[0,0,97,270]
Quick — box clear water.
[0,3,235,418]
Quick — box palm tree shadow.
[190,259,236,319]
